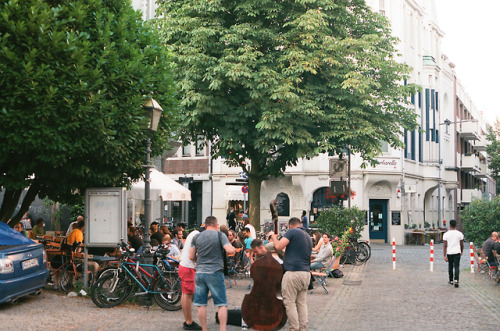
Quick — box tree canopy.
[0,0,177,224]
[486,120,500,191]
[157,0,419,227]
[460,196,500,247]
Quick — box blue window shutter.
[435,92,439,111]
[425,89,430,141]
[418,92,422,108]
[411,130,416,160]
[419,132,423,162]
[404,129,408,158]
[411,94,415,105]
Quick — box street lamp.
[141,96,163,263]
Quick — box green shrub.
[460,196,500,247]
[316,207,365,239]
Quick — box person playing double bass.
[268,217,313,331]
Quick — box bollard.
[430,239,434,272]
[392,238,396,270]
[470,242,474,273]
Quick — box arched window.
[310,187,339,219]
[275,192,290,216]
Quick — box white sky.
[434,0,500,125]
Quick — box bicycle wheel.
[356,242,371,264]
[152,274,182,311]
[60,262,94,294]
[355,242,371,264]
[91,270,132,308]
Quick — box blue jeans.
[310,262,325,270]
[193,271,227,307]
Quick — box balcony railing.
[473,135,487,151]
[459,121,480,141]
[460,154,480,172]
[461,189,482,204]
[476,162,489,178]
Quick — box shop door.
[369,199,388,243]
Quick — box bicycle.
[91,242,181,311]
[340,237,371,265]
[47,242,95,293]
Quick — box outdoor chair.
[473,246,491,280]
[310,256,337,294]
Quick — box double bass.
[241,253,287,330]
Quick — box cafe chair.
[310,256,337,294]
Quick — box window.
[196,135,205,156]
[182,144,191,157]
[381,141,389,153]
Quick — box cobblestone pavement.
[312,243,500,331]
[1,244,499,330]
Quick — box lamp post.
[141,96,163,263]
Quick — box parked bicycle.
[91,242,181,310]
[340,237,371,265]
[47,242,94,293]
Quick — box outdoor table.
[407,231,424,245]
[88,255,119,270]
[425,230,440,244]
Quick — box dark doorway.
[369,199,388,243]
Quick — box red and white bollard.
[430,239,434,272]
[470,242,474,273]
[392,238,396,270]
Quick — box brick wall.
[163,158,209,174]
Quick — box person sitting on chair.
[310,233,333,270]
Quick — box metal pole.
[142,136,153,263]
[437,136,442,228]
[348,147,351,208]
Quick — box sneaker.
[448,281,453,285]
[454,280,459,288]
[183,321,202,330]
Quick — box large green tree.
[460,196,500,247]
[486,120,500,192]
[157,0,418,228]
[0,0,177,225]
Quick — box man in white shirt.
[443,220,464,288]
[66,215,83,236]
[243,217,256,239]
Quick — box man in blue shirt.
[269,217,313,331]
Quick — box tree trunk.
[0,182,41,226]
[248,159,264,231]
[10,181,41,226]
[0,188,22,224]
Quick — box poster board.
[391,211,401,226]
[85,188,127,247]
[278,220,289,236]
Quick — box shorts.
[193,271,227,307]
[178,265,196,294]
